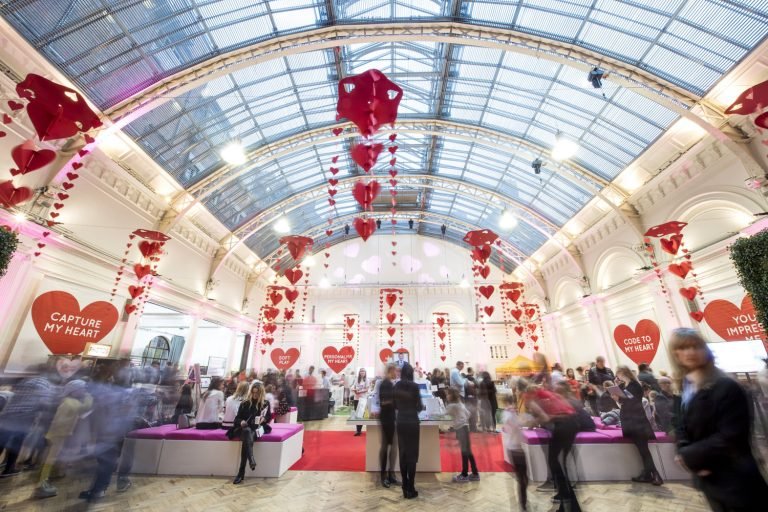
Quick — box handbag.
[177,413,195,429]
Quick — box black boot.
[381,473,391,488]
[233,474,244,484]
[388,472,401,486]
[651,470,664,486]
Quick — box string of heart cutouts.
[343,314,360,359]
[0,75,101,260]
[432,312,451,363]
[644,221,705,323]
[336,69,403,243]
[522,302,543,352]
[379,288,403,350]
[110,229,169,319]
[465,229,499,344]
[501,282,524,348]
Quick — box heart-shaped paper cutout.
[679,287,697,301]
[353,217,376,241]
[479,266,491,279]
[690,311,704,322]
[659,234,683,255]
[613,319,661,365]
[0,181,32,208]
[271,348,300,371]
[346,317,356,328]
[436,317,445,328]
[269,291,283,306]
[514,326,524,336]
[31,291,119,354]
[386,326,396,337]
[517,341,526,349]
[387,339,396,347]
[263,323,277,334]
[128,285,144,299]
[352,179,381,209]
[478,285,494,300]
[385,293,397,308]
[668,261,692,279]
[285,289,299,303]
[439,343,446,351]
[134,264,151,280]
[511,309,523,321]
[11,140,56,174]
[284,268,303,285]
[379,348,393,363]
[386,312,397,323]
[350,143,383,172]
[484,306,494,317]
[437,331,446,340]
[322,345,356,373]
[284,310,295,321]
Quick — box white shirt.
[501,408,525,451]
[551,370,565,386]
[265,392,278,415]
[222,395,244,427]
[450,368,466,397]
[196,389,224,424]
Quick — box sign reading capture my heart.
[703,295,766,344]
[322,346,355,373]
[270,347,300,371]
[613,319,661,365]
[31,291,119,355]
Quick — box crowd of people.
[1,328,766,510]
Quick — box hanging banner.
[613,319,661,365]
[322,345,355,373]
[270,347,300,371]
[31,290,119,355]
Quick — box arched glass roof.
[3,0,767,266]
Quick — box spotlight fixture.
[408,219,414,230]
[220,141,247,165]
[551,131,578,161]
[344,224,350,235]
[440,224,447,236]
[376,219,382,229]
[531,157,544,175]
[499,209,518,230]
[13,212,27,223]
[273,215,291,234]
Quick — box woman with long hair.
[222,381,250,429]
[477,371,498,432]
[231,382,272,484]
[195,376,224,429]
[394,363,423,499]
[669,328,768,510]
[379,364,400,488]
[171,383,193,423]
[352,368,368,436]
[612,366,663,485]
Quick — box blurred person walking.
[379,364,400,488]
[670,328,768,511]
[445,388,480,482]
[477,371,498,432]
[394,363,423,499]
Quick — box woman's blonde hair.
[615,365,636,383]
[245,381,266,407]
[666,328,714,382]
[232,381,250,401]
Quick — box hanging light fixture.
[273,215,291,234]
[499,209,518,230]
[303,255,316,267]
[459,276,470,288]
[220,141,247,165]
[551,131,578,161]
[319,277,331,288]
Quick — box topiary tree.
[0,227,19,278]
[729,229,768,328]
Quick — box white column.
[225,328,238,373]
[542,313,564,365]
[180,317,200,374]
[579,296,618,366]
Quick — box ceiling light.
[319,277,330,288]
[459,277,470,288]
[551,131,578,161]
[13,212,26,223]
[273,216,291,234]
[303,255,316,267]
[499,210,518,230]
[220,141,246,165]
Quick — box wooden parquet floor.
[0,415,711,512]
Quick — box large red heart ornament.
[352,179,381,210]
[379,348,393,363]
[659,234,683,255]
[284,268,303,285]
[385,293,397,308]
[613,319,661,365]
[350,143,384,172]
[31,291,118,355]
[668,261,692,279]
[478,285,495,300]
[263,307,280,322]
[703,295,766,343]
[436,317,445,328]
[322,346,355,373]
[271,348,300,371]
[11,140,56,174]
[0,181,33,208]
[353,217,376,241]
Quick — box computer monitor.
[200,376,211,389]
[417,382,431,397]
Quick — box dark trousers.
[0,429,25,474]
[91,443,121,493]
[397,422,419,492]
[466,398,478,431]
[379,418,396,476]
[456,426,478,476]
[629,434,657,475]
[547,417,577,497]
[509,449,528,509]
[196,422,221,430]
[352,400,362,434]
[236,428,255,477]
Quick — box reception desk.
[346,417,452,472]
[297,388,330,421]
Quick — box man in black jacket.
[586,357,614,414]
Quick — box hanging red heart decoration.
[511,309,523,321]
[328,178,338,187]
[517,341,526,349]
[660,234,683,255]
[437,331,446,340]
[386,312,397,323]
[284,310,295,321]
[269,290,283,306]
[679,287,697,301]
[389,169,397,177]
[346,332,354,341]
[479,266,491,279]
[0,181,33,208]
[270,348,300,371]
[128,286,144,299]
[346,317,356,328]
[332,127,343,136]
[138,241,162,258]
[284,268,303,285]
[133,264,151,280]
[11,140,56,174]
[439,343,446,351]
[387,327,396,337]
[484,306,494,317]
[279,236,314,261]
[325,229,333,237]
[7,100,23,111]
[263,324,277,334]
[350,143,383,172]
[336,69,403,137]
[527,323,537,332]
[329,167,339,175]
[440,355,447,361]
[352,179,381,209]
[526,308,536,319]
[328,189,337,197]
[470,245,492,264]
[57,192,69,200]
[71,162,82,170]
[436,317,445,328]
[285,289,299,303]
[514,326,524,336]
[125,304,137,315]
[353,217,376,241]
[62,182,74,190]
[385,293,397,308]
[508,290,522,303]
[668,261,692,279]
[531,335,539,343]
[387,339,396,347]
[690,311,704,322]
[478,285,495,300]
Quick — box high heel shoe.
[233,475,244,484]
[651,471,664,486]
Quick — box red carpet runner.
[290,431,513,472]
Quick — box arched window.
[142,336,170,367]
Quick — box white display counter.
[346,418,452,472]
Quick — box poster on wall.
[612,319,661,366]
[321,345,355,374]
[703,295,767,350]
[4,277,121,373]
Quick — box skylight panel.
[643,46,722,92]
[516,7,583,40]
[271,5,320,32]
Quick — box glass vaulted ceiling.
[3,0,768,261]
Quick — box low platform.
[125,423,304,478]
